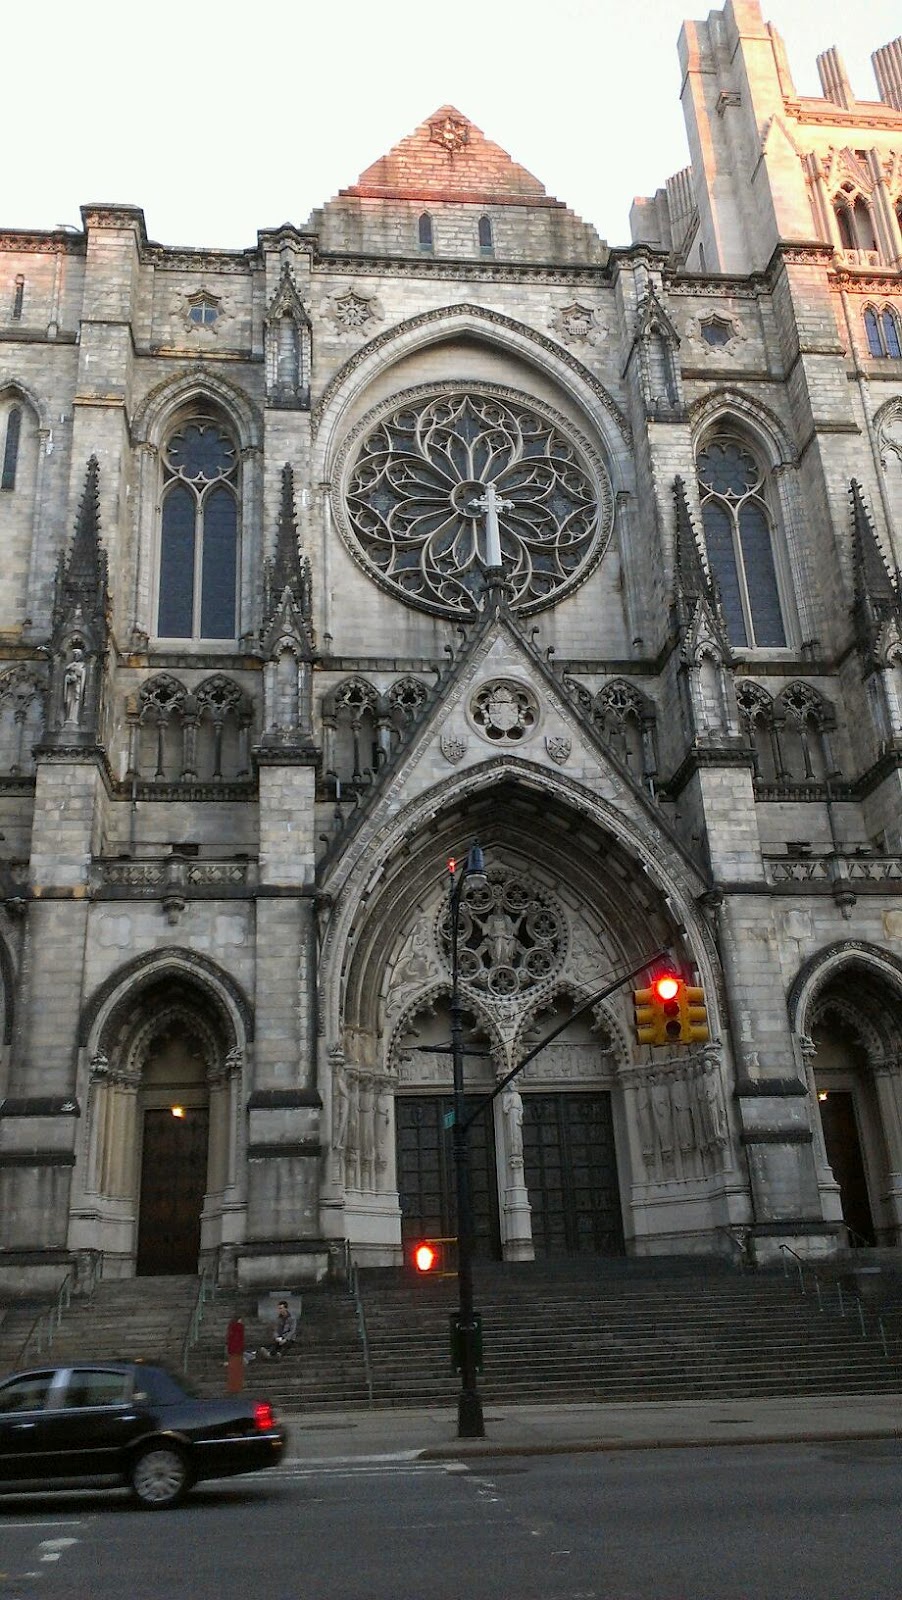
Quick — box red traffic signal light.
[633,973,709,1047]
[413,1242,440,1273]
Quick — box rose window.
[438,869,566,998]
[342,388,609,616]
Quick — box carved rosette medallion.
[437,867,567,1000]
[339,384,611,617]
[551,302,604,346]
[325,288,383,336]
[430,114,470,155]
[470,680,538,744]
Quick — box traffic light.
[633,972,681,1046]
[680,985,709,1044]
[413,1241,440,1274]
[632,973,709,1046]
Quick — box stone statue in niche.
[63,646,86,726]
[375,1080,392,1190]
[502,1085,524,1165]
[698,1066,728,1148]
[331,1058,350,1159]
[344,1072,360,1189]
[635,1081,655,1168]
[650,1076,674,1165]
[358,1075,376,1188]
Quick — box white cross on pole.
[469,481,515,570]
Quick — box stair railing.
[181,1266,217,1373]
[17,1271,73,1367]
[342,1240,374,1405]
[779,1243,889,1353]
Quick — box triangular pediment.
[320,603,708,899]
[339,105,569,211]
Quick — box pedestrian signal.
[413,1242,440,1273]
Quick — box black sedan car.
[0,1361,286,1507]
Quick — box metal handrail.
[343,1241,374,1405]
[779,1243,890,1339]
[17,1271,73,1367]
[181,1266,216,1372]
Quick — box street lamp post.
[448,841,488,1439]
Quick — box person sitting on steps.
[246,1300,297,1362]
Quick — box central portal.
[396,1095,501,1259]
[523,1092,624,1256]
[136,1106,209,1275]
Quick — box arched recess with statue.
[318,762,740,1266]
[790,942,902,1248]
[68,950,253,1279]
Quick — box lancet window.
[696,433,788,650]
[478,215,494,255]
[418,213,434,253]
[133,673,251,783]
[864,305,902,360]
[593,680,657,784]
[323,678,380,785]
[1,405,22,492]
[735,680,779,781]
[775,682,836,783]
[834,187,878,255]
[156,408,239,640]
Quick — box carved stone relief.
[631,1048,730,1183]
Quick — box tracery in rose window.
[343,389,608,616]
[437,869,567,999]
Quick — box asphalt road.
[2,1440,902,1600]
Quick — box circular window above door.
[338,384,612,618]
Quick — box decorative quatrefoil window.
[341,386,611,617]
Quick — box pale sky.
[10,0,902,250]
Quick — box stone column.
[873,1059,902,1236]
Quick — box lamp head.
[464,842,487,887]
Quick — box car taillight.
[254,1401,275,1431]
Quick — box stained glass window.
[864,306,902,359]
[343,389,608,616]
[696,437,787,649]
[1,406,22,492]
[157,416,238,639]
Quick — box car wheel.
[130,1443,190,1508]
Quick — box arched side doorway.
[323,776,732,1265]
[73,961,248,1278]
[800,965,902,1247]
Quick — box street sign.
[442,1109,455,1130]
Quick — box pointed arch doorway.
[136,1021,211,1275]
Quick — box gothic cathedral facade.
[3,0,902,1291]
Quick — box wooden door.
[136,1107,209,1275]
[819,1090,876,1246]
[522,1092,624,1257]
[395,1095,501,1259]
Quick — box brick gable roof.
[339,105,566,209]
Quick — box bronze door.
[523,1092,624,1257]
[136,1107,209,1275]
[395,1096,501,1259]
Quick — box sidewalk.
[281,1394,902,1462]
